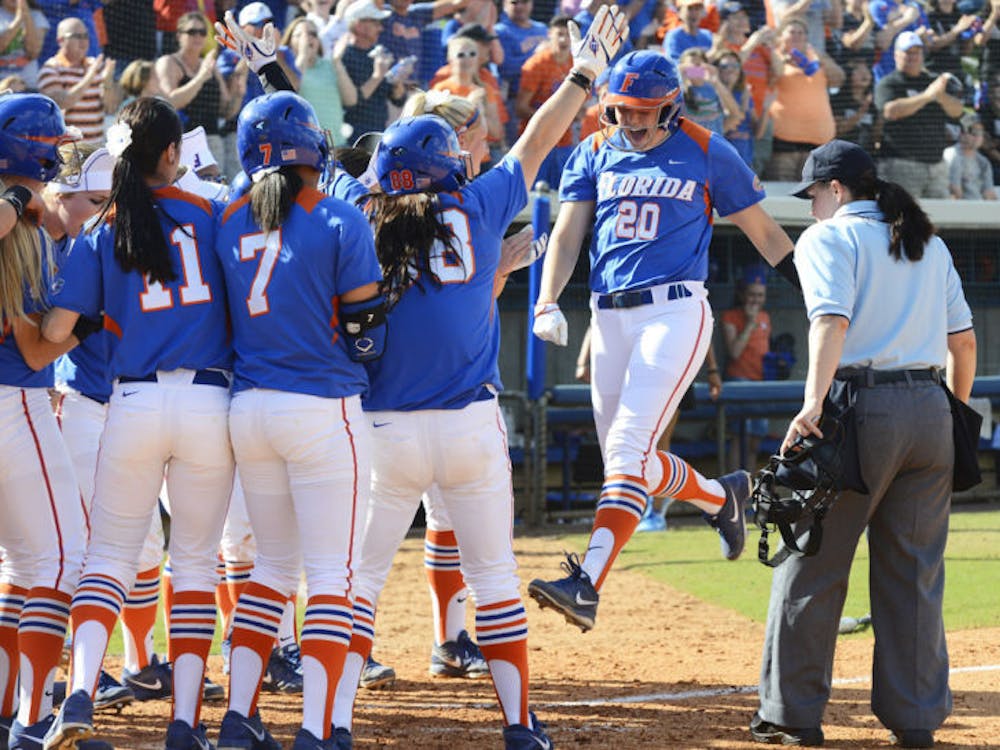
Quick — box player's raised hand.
[214,10,277,73]
[533,302,568,346]
[568,4,629,81]
[499,225,548,275]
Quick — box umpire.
[749,140,977,748]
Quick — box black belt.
[835,368,941,387]
[119,369,230,388]
[596,283,692,310]
[81,392,109,405]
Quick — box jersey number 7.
[239,230,282,316]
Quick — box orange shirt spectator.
[654,4,719,43]
[722,307,771,380]
[516,37,573,147]
[429,63,509,129]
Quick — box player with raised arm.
[527,50,798,633]
[41,97,234,750]
[323,8,629,749]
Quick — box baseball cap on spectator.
[345,0,392,24]
[894,31,923,52]
[239,2,274,26]
[455,23,497,42]
[791,139,876,199]
[742,263,768,286]
[719,1,746,20]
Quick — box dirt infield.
[92,535,1000,749]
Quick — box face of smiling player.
[615,105,669,151]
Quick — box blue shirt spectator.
[869,0,927,80]
[495,0,548,96]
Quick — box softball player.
[0,93,95,750]
[327,9,629,748]
[528,50,797,633]
[213,91,382,750]
[41,97,234,750]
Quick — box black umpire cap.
[791,139,877,199]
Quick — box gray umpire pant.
[757,380,954,733]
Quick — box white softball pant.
[0,386,85,595]
[56,390,164,571]
[354,397,519,609]
[590,282,714,488]
[82,371,233,593]
[228,389,370,599]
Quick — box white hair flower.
[106,122,133,159]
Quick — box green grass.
[557,507,1000,632]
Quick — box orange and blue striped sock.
[0,584,26,718]
[475,599,529,727]
[224,560,253,635]
[168,589,216,728]
[580,474,649,590]
[18,588,71,724]
[300,595,352,740]
[651,451,725,514]
[228,583,285,718]
[330,596,375,733]
[69,574,128,697]
[120,566,160,673]
[424,529,467,644]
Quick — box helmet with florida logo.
[366,115,471,196]
[0,92,81,182]
[236,91,331,180]
[601,50,683,133]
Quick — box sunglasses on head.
[719,62,740,70]
[181,28,209,36]
[61,32,89,41]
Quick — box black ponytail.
[98,97,184,285]
[837,170,934,262]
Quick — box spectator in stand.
[441,0,504,66]
[496,0,548,140]
[926,0,978,81]
[664,0,714,62]
[381,0,471,87]
[973,0,1000,80]
[678,47,740,134]
[102,0,157,74]
[713,48,756,164]
[722,264,771,471]
[36,0,100,63]
[119,59,163,106]
[875,30,963,197]
[432,35,503,140]
[301,0,346,57]
[765,18,843,180]
[154,0,217,55]
[156,12,234,166]
[869,0,927,80]
[38,17,119,143]
[766,0,843,56]
[831,58,876,151]
[579,79,607,139]
[831,0,875,64]
[947,115,999,198]
[516,14,576,189]
[976,68,1000,183]
[285,16,358,143]
[0,0,48,89]
[713,2,778,123]
[341,0,407,139]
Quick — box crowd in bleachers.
[2,0,1000,199]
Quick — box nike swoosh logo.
[456,596,467,604]
[122,390,138,397]
[373,421,391,428]
[129,678,162,691]
[586,545,602,552]
[575,591,598,606]
[532,734,552,749]
[194,735,211,750]
[242,722,267,742]
[730,487,741,524]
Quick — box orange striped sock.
[169,590,216,727]
[120,566,160,672]
[17,588,71,725]
[69,574,128,697]
[0,585,27,717]
[300,595,353,740]
[224,561,253,635]
[228,583,285,717]
[330,596,375,733]
[580,474,649,591]
[475,599,529,727]
[650,451,725,514]
[424,529,467,644]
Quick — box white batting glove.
[214,10,276,74]
[533,302,568,346]
[568,4,629,81]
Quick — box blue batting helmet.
[368,115,468,196]
[0,93,79,182]
[236,91,330,179]
[602,51,683,129]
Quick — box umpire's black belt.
[835,367,942,388]
[596,282,692,310]
[119,369,230,388]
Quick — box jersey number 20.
[140,225,212,311]
[615,201,660,241]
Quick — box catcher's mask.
[751,414,846,567]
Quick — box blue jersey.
[53,187,232,380]
[0,229,57,388]
[216,187,382,399]
[381,4,435,62]
[330,169,369,207]
[363,156,527,412]
[52,234,114,401]
[560,119,765,294]
[495,20,548,91]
